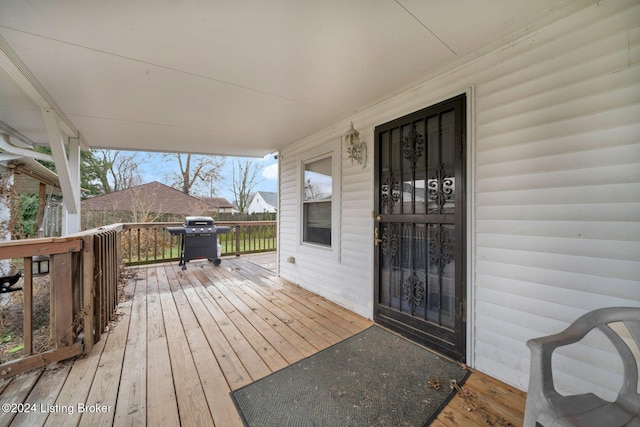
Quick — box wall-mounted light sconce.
[343,122,366,168]
[32,255,50,276]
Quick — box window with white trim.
[302,155,332,246]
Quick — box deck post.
[235,225,241,256]
[51,252,74,348]
[23,257,33,354]
[82,234,95,353]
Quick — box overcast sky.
[134,151,278,203]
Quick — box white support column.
[66,137,81,233]
[41,108,80,235]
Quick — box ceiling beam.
[0,34,89,150]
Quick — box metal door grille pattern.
[378,111,457,216]
[379,223,456,327]
[374,94,466,361]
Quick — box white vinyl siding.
[278,0,640,396]
[472,0,640,397]
[280,138,371,316]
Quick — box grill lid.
[185,216,214,226]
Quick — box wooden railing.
[121,220,276,265]
[0,224,121,380]
[218,220,277,256]
[0,220,276,379]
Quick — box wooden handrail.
[0,226,121,379]
[0,220,275,379]
[120,220,276,265]
[0,237,82,258]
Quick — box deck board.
[205,266,304,366]
[0,253,526,426]
[43,337,107,427]
[145,265,181,427]
[186,266,271,383]
[175,266,255,388]
[211,265,318,359]
[113,270,147,426]
[160,264,215,426]
[11,363,72,427]
[78,279,134,427]
[0,369,42,426]
[197,266,289,374]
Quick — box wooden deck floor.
[0,253,526,426]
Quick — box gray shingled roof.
[255,191,278,208]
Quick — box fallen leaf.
[8,344,23,354]
[428,377,443,390]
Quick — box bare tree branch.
[165,153,224,195]
[88,150,141,194]
[232,159,261,213]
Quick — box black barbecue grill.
[167,216,230,269]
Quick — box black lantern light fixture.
[32,255,50,276]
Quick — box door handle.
[374,227,383,246]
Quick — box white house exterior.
[247,191,277,214]
[278,0,640,400]
[1,0,638,408]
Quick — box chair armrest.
[526,312,618,398]
[527,308,640,400]
[525,308,640,427]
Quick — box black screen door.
[374,94,466,361]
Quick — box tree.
[34,146,141,196]
[164,153,224,196]
[109,151,141,191]
[80,149,104,196]
[231,159,261,214]
[84,150,141,194]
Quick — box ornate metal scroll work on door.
[402,124,424,168]
[429,225,453,275]
[381,175,401,212]
[381,226,399,261]
[402,272,424,315]
[428,164,454,213]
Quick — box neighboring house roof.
[246,191,277,214]
[254,191,278,208]
[82,181,210,216]
[201,196,234,210]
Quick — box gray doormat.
[231,325,469,426]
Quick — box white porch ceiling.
[0,0,584,157]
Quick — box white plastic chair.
[524,307,640,427]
